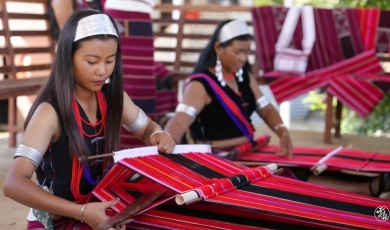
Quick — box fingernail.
[115,197,120,201]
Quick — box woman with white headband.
[165,19,293,158]
[3,10,175,230]
[164,19,390,200]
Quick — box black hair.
[25,9,123,157]
[192,19,252,74]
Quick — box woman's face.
[216,39,251,74]
[72,38,117,93]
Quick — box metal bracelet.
[274,123,286,133]
[175,103,197,119]
[256,96,270,110]
[123,107,148,132]
[80,203,88,221]
[14,144,43,168]
[149,130,169,143]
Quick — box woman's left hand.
[150,131,175,154]
[276,131,293,159]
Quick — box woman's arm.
[51,0,74,30]
[4,103,132,229]
[121,92,175,153]
[248,74,293,157]
[164,81,209,143]
[3,103,83,220]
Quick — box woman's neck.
[73,86,96,104]
[208,67,233,78]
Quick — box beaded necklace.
[70,90,107,199]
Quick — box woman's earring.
[104,78,111,84]
[215,56,226,87]
[236,69,243,82]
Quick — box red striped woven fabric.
[356,8,380,51]
[252,6,388,118]
[91,148,390,229]
[269,49,383,103]
[237,143,390,172]
[328,75,385,117]
[252,6,366,74]
[27,219,92,230]
[375,10,390,54]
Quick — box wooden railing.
[152,4,258,85]
[0,0,54,147]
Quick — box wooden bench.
[0,77,47,100]
[0,0,54,147]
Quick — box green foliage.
[302,92,390,137]
[340,94,390,137]
[254,0,390,9]
[337,0,390,9]
[301,91,327,111]
[253,0,283,6]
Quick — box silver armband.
[256,96,270,110]
[175,103,197,119]
[274,123,287,133]
[14,144,43,168]
[123,107,148,132]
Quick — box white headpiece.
[74,14,118,42]
[218,20,250,43]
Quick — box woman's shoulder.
[24,101,61,145]
[189,70,214,82]
[33,102,60,122]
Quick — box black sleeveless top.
[189,69,256,141]
[35,99,105,201]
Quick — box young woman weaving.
[3,10,175,230]
[165,19,293,158]
[164,19,390,200]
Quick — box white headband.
[218,20,250,43]
[74,14,118,42]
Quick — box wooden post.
[1,1,17,147]
[334,99,342,138]
[173,7,186,72]
[324,93,333,144]
[160,0,172,32]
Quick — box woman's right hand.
[80,198,127,230]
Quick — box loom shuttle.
[186,197,203,205]
[313,164,327,176]
[273,168,285,175]
[176,191,200,205]
[310,144,353,175]
[266,163,278,172]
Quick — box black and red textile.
[235,137,390,173]
[89,146,390,229]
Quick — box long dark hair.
[25,9,124,158]
[193,19,253,74]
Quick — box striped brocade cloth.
[252,6,390,118]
